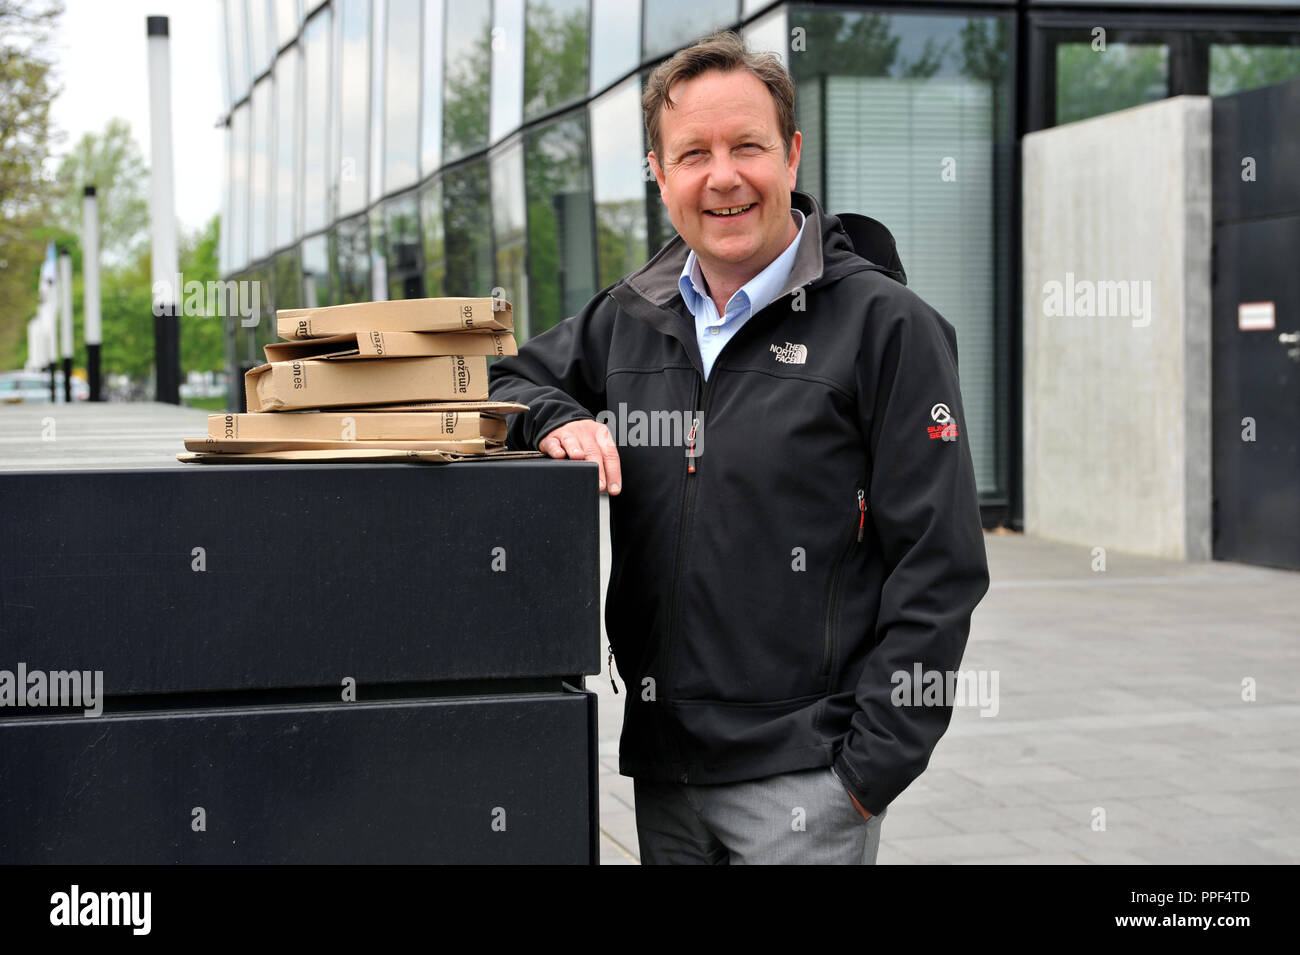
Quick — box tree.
[0,0,63,370]
[52,118,150,266]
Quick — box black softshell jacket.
[488,190,989,815]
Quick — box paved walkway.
[592,497,1300,864]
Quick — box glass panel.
[643,0,738,61]
[219,0,233,110]
[1055,42,1168,126]
[330,214,372,303]
[1210,43,1300,98]
[524,0,589,118]
[385,193,425,299]
[370,0,386,202]
[420,177,446,296]
[369,214,389,300]
[790,6,1013,498]
[219,123,232,275]
[273,46,300,250]
[442,160,494,296]
[590,78,648,289]
[490,140,529,337]
[420,0,445,173]
[301,7,331,234]
[248,0,273,78]
[443,0,492,161]
[589,0,637,94]
[249,78,272,262]
[228,103,250,271]
[334,0,371,218]
[742,6,788,69]
[385,0,422,191]
[300,233,331,306]
[272,248,303,314]
[275,0,299,49]
[525,112,595,336]
[641,71,675,255]
[490,0,525,143]
[227,0,251,101]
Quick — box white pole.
[83,185,103,400]
[59,250,73,402]
[147,15,180,403]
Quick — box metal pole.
[83,185,103,401]
[147,15,180,404]
[59,250,73,402]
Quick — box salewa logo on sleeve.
[927,402,959,440]
[770,342,807,364]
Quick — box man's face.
[648,68,802,283]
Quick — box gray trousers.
[633,765,886,865]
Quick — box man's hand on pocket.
[538,419,623,495]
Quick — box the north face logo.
[770,342,807,364]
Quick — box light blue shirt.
[678,208,807,380]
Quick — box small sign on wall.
[1238,301,1276,331]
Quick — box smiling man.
[489,32,989,865]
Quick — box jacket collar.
[608,191,905,368]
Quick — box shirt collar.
[678,208,808,323]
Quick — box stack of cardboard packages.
[192,297,528,459]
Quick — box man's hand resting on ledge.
[538,420,623,496]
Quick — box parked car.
[0,370,89,403]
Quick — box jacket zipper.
[822,488,867,678]
[663,373,712,782]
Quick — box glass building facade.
[217,0,1300,522]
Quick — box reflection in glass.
[1210,43,1300,97]
[275,0,299,50]
[385,0,422,191]
[249,78,272,262]
[789,7,1012,498]
[272,248,303,314]
[442,160,494,297]
[524,0,588,118]
[385,194,425,300]
[420,177,446,297]
[491,139,530,339]
[330,214,372,304]
[443,0,491,161]
[642,0,737,62]
[590,78,648,289]
[227,0,250,103]
[490,0,525,143]
[1055,42,1168,126]
[248,0,273,81]
[301,233,331,307]
[742,7,788,70]
[420,0,446,173]
[301,6,332,234]
[589,0,638,94]
[370,0,386,203]
[228,104,250,272]
[273,46,300,250]
[334,0,371,218]
[525,112,596,336]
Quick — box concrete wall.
[1022,96,1212,561]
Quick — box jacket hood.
[609,191,906,351]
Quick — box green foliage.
[1055,43,1168,126]
[52,118,150,265]
[0,0,63,371]
[443,18,491,160]
[523,0,588,119]
[1209,43,1300,98]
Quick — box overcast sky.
[49,0,224,235]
